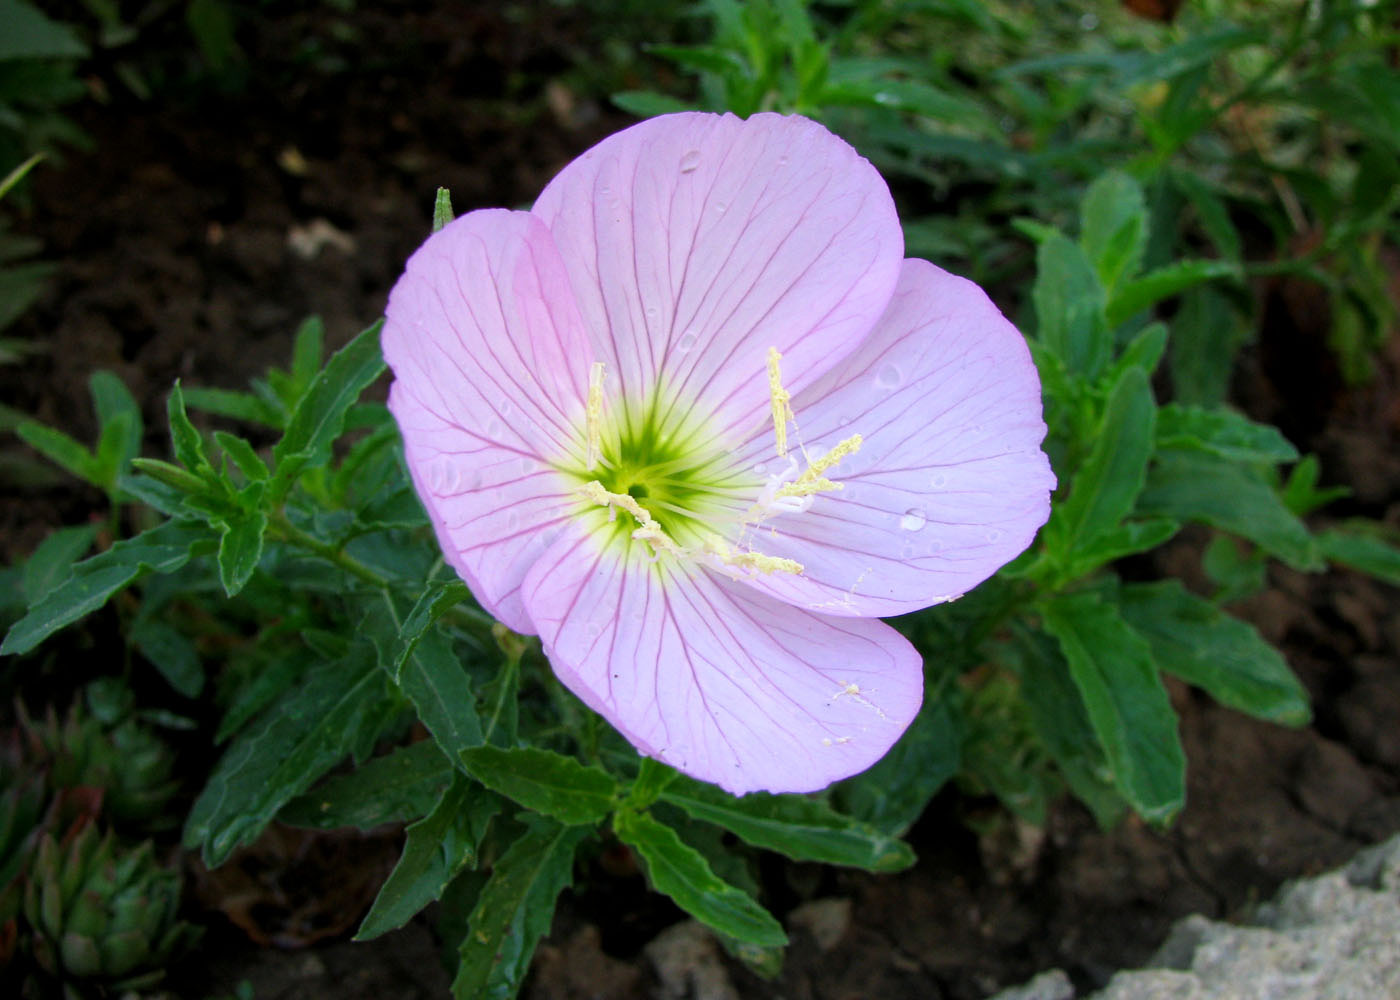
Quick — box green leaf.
[1033,233,1109,380]
[290,316,324,393]
[0,0,89,60]
[1169,286,1248,408]
[458,746,617,826]
[612,90,693,117]
[183,645,394,866]
[432,188,454,232]
[1154,404,1298,464]
[16,421,99,486]
[1119,580,1309,726]
[1002,628,1124,827]
[130,619,204,698]
[451,818,589,1000]
[371,590,483,764]
[1107,259,1237,327]
[615,809,786,948]
[1040,591,1185,824]
[21,523,96,606]
[1043,365,1156,561]
[1171,169,1241,263]
[1060,518,1180,579]
[270,321,385,499]
[2,520,214,657]
[93,411,137,489]
[831,693,959,838]
[1108,322,1168,381]
[660,776,913,871]
[181,386,283,427]
[89,371,142,472]
[167,382,212,474]
[216,508,266,597]
[357,776,501,940]
[1317,525,1400,587]
[1080,171,1147,296]
[213,431,269,481]
[1138,451,1321,570]
[281,740,454,830]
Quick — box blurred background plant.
[1,1,1398,997]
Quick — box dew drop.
[986,528,1004,543]
[752,463,767,475]
[900,543,916,559]
[874,363,902,390]
[499,398,514,416]
[487,419,504,438]
[930,473,948,489]
[899,509,927,532]
[676,330,698,353]
[714,201,727,214]
[519,457,537,474]
[679,149,701,173]
[507,511,520,531]
[777,154,790,167]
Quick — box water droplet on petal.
[499,398,514,416]
[874,363,902,390]
[676,330,697,353]
[930,473,947,489]
[752,463,767,475]
[679,149,701,173]
[986,528,1004,543]
[900,543,916,559]
[714,201,727,214]
[487,419,504,438]
[899,509,927,532]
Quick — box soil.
[4,5,1399,1000]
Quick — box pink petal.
[728,259,1055,617]
[521,522,924,795]
[530,112,903,440]
[383,209,593,632]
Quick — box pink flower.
[383,112,1054,795]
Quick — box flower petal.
[729,258,1055,617]
[521,523,924,795]
[531,112,903,440]
[383,209,592,631]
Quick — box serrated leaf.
[216,508,266,597]
[452,818,589,1000]
[615,809,786,947]
[1043,365,1156,562]
[1040,591,1185,824]
[1080,171,1147,296]
[213,431,269,481]
[1061,517,1180,578]
[16,421,99,486]
[281,740,454,830]
[1107,259,1237,327]
[459,746,617,826]
[3,520,214,657]
[270,321,385,499]
[357,776,501,940]
[21,523,96,606]
[183,646,395,866]
[1138,451,1321,570]
[1316,525,1400,587]
[180,386,283,427]
[1155,404,1299,464]
[660,777,914,872]
[371,591,483,764]
[1119,580,1309,726]
[130,619,204,698]
[1033,232,1109,379]
[167,381,212,474]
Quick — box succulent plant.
[22,820,200,992]
[19,696,179,829]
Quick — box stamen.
[578,480,684,557]
[586,362,606,470]
[705,535,804,576]
[767,348,793,458]
[774,434,863,499]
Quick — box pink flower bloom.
[383,112,1054,795]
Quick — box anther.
[586,361,606,470]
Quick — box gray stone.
[985,969,1075,1000]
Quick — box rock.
[787,897,852,951]
[986,969,1075,1000]
[644,921,739,1000]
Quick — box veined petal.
[521,522,923,795]
[531,112,903,440]
[383,209,593,631]
[730,258,1055,617]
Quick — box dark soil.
[4,5,1399,1000]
